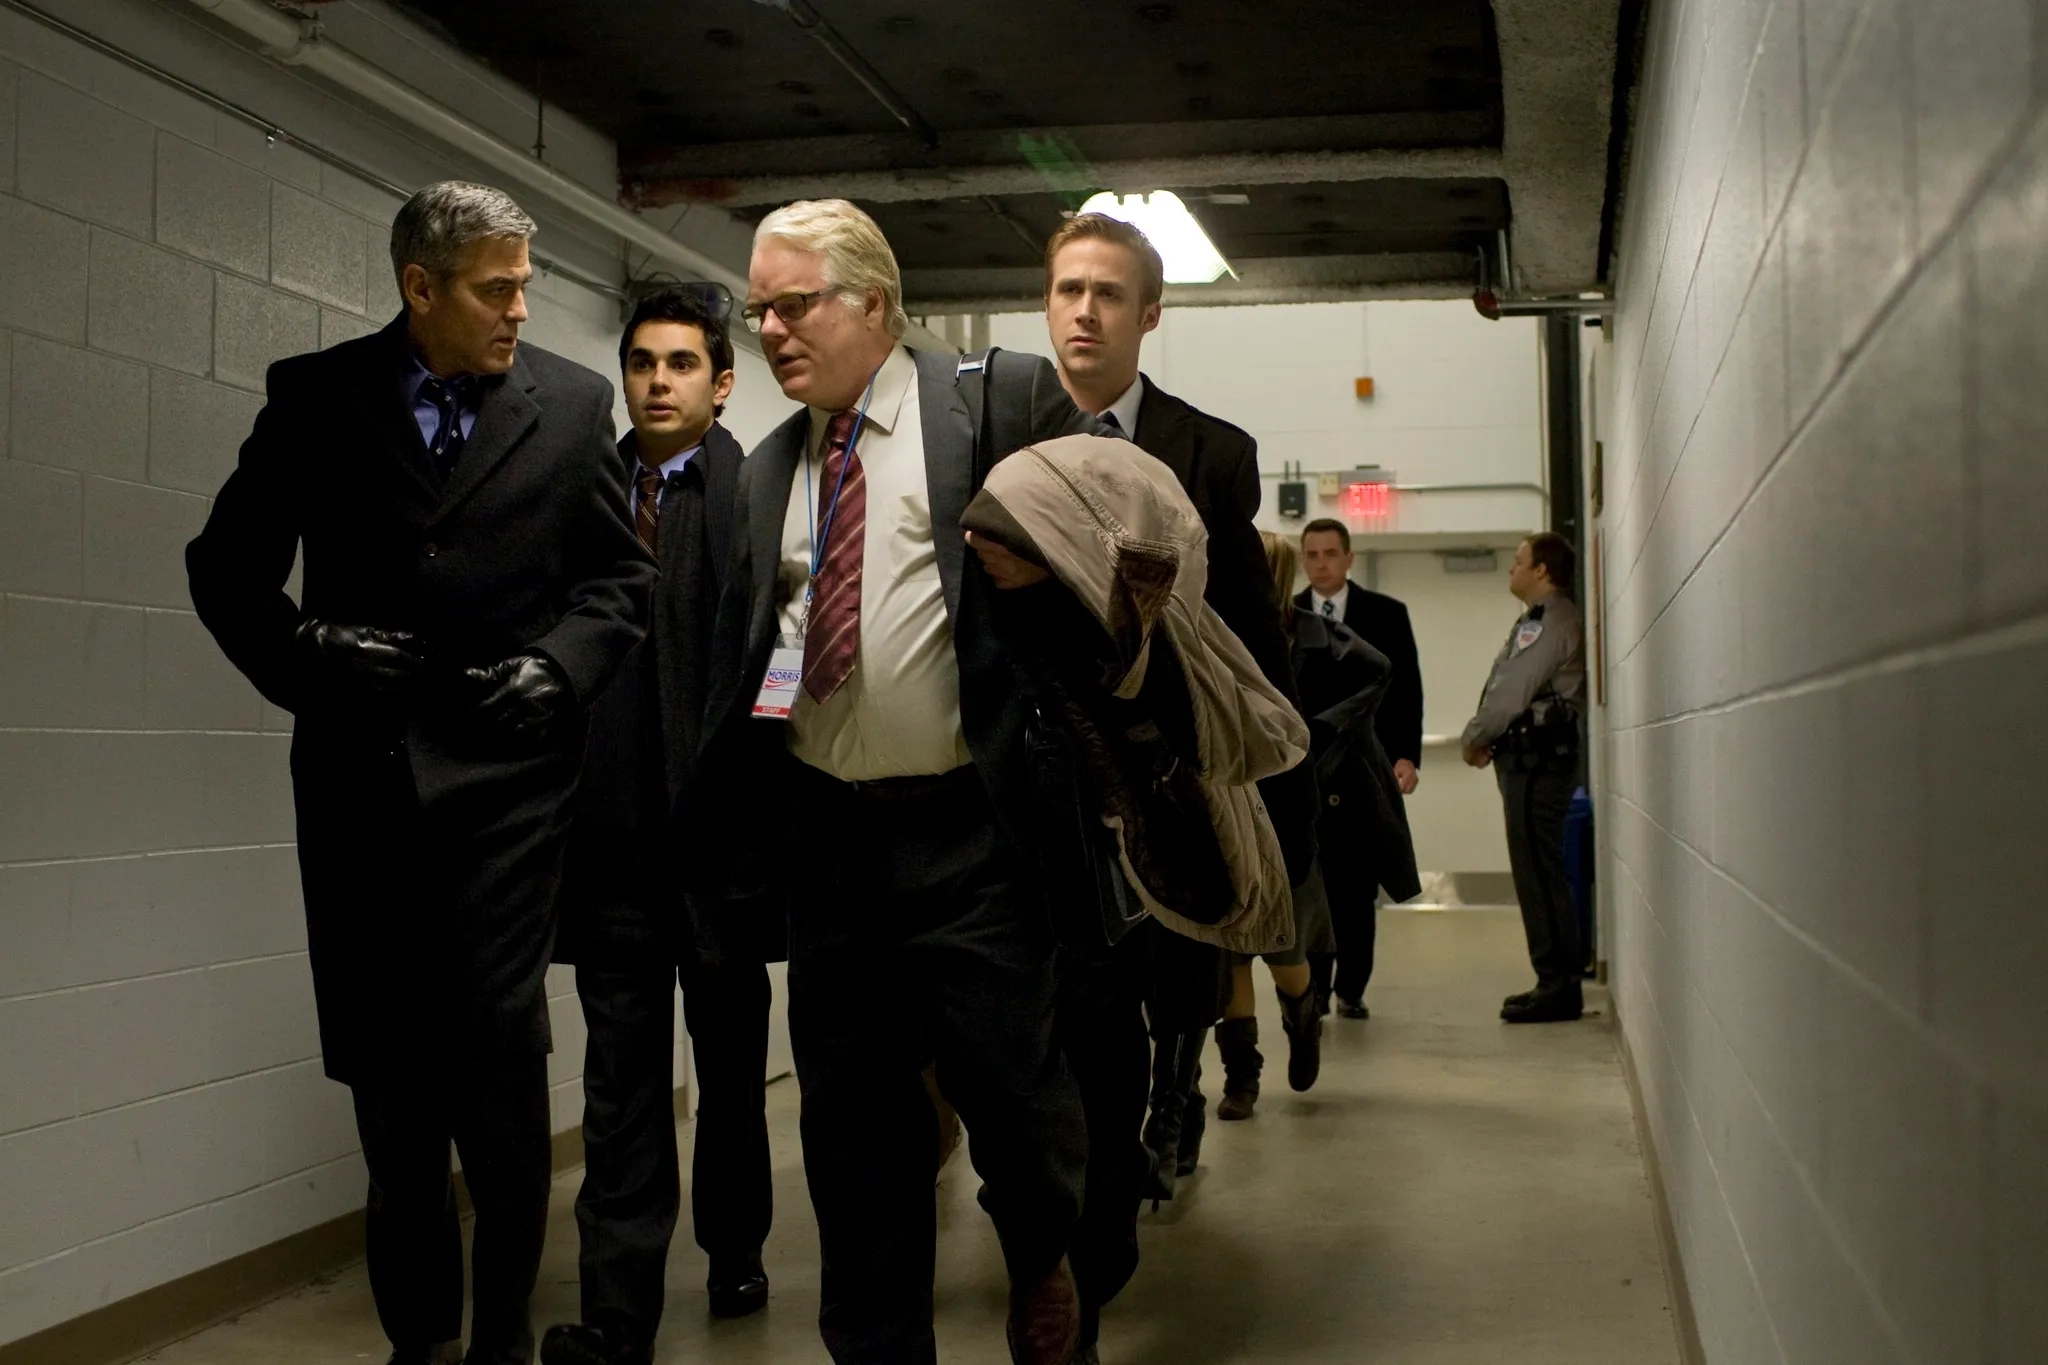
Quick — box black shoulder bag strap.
[956,346,999,483]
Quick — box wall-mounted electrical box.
[1316,471,1342,498]
[1278,481,1308,518]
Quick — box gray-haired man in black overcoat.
[186,182,653,1365]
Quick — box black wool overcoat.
[185,316,654,1083]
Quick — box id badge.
[751,633,805,720]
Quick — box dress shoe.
[1502,986,1583,1024]
[1005,1257,1081,1364]
[1336,996,1370,1020]
[539,1324,651,1365]
[707,1253,769,1318]
[388,1348,465,1365]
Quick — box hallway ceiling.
[393,0,1624,311]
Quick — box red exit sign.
[1342,479,1393,522]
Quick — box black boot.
[1308,953,1335,1017]
[1277,984,1323,1092]
[1177,1056,1208,1177]
[1140,1029,1206,1204]
[1215,1017,1261,1120]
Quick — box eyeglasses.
[740,288,837,333]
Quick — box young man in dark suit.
[541,291,770,1365]
[692,199,1102,1365]
[1298,516,1426,1018]
[185,182,654,1365]
[1039,213,1320,1360]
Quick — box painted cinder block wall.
[1596,0,2048,1361]
[0,0,794,1345]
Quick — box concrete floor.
[138,910,1681,1365]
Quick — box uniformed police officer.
[1461,532,1588,1023]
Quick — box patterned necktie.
[1322,600,1336,618]
[418,375,469,482]
[803,408,865,702]
[634,466,663,555]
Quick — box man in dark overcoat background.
[541,289,775,1365]
[185,182,653,1365]
[1298,516,1426,1018]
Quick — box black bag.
[957,350,1147,948]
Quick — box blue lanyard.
[802,371,879,585]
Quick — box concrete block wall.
[0,6,677,1346]
[1597,0,2048,1361]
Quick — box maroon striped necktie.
[634,465,662,554]
[803,408,865,702]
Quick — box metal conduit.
[185,0,749,292]
[7,0,954,350]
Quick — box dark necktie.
[1322,600,1336,618]
[635,466,663,555]
[418,375,469,482]
[803,409,865,703]
[1100,410,1123,433]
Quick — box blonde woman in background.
[1214,534,1421,1119]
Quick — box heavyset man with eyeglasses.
[688,199,1108,1364]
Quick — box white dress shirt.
[1100,375,1145,439]
[1310,583,1351,622]
[775,344,972,781]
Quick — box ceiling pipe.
[182,0,954,352]
[748,0,941,150]
[1493,298,1616,317]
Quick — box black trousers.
[1312,835,1380,1005]
[571,958,773,1347]
[788,765,1086,1365]
[1056,933,1152,1337]
[1498,755,1582,988]
[1056,914,1226,1338]
[351,1047,553,1365]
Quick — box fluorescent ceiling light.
[1079,190,1235,285]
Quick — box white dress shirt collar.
[1311,582,1351,621]
[1100,374,1146,439]
[630,438,702,511]
[807,342,917,450]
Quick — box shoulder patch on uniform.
[1514,620,1544,652]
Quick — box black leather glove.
[294,618,423,696]
[462,652,570,739]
